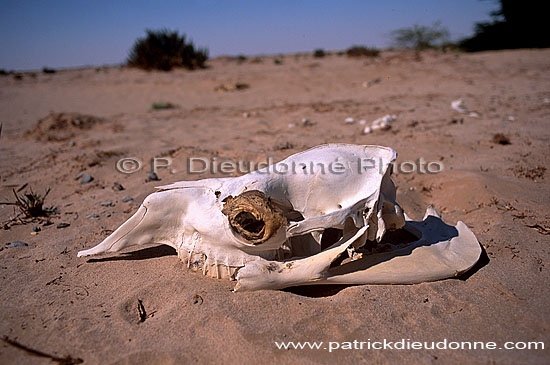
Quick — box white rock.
[451,99,467,113]
[371,114,396,131]
[452,99,480,117]
[345,117,355,124]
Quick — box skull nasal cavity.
[221,190,286,245]
[235,212,265,234]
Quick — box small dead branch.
[526,224,550,235]
[137,299,147,322]
[2,336,83,364]
[0,187,56,221]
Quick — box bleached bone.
[363,115,396,134]
[451,99,480,117]
[78,144,481,291]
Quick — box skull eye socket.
[234,212,265,234]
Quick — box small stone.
[56,223,70,229]
[10,241,28,247]
[300,118,315,127]
[363,77,381,87]
[492,133,511,145]
[112,182,125,191]
[100,201,113,207]
[145,171,160,182]
[122,196,134,203]
[192,294,203,305]
[371,115,396,131]
[32,225,41,232]
[345,117,355,124]
[68,141,76,147]
[363,126,372,134]
[76,173,94,184]
[86,214,100,219]
[358,119,367,125]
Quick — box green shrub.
[313,49,326,58]
[346,46,380,57]
[128,29,208,71]
[390,22,450,50]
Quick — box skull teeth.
[178,250,240,280]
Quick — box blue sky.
[0,0,497,71]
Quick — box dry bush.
[128,29,208,71]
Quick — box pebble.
[122,196,134,203]
[9,241,28,248]
[345,117,355,124]
[86,214,100,219]
[76,173,94,184]
[112,182,125,191]
[32,225,41,232]
[300,118,316,127]
[146,171,160,182]
[56,223,70,229]
[364,114,396,134]
[100,201,113,207]
[363,77,381,87]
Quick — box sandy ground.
[0,49,549,364]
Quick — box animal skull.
[78,144,481,291]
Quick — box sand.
[1,49,549,364]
